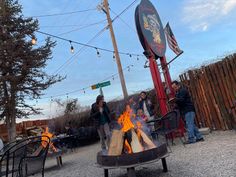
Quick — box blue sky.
[18,0,236,119]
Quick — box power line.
[36,0,142,56]
[57,19,107,36]
[111,0,138,23]
[36,0,143,75]
[110,8,136,33]
[31,8,97,18]
[52,26,107,75]
[40,19,106,29]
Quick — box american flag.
[164,22,182,55]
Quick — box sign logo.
[135,0,166,58]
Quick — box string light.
[113,52,115,60]
[129,54,132,58]
[69,41,74,53]
[96,48,101,57]
[31,37,37,45]
[36,30,144,58]
[37,64,133,100]
[137,55,139,60]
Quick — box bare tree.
[0,0,64,141]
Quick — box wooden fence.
[179,53,236,130]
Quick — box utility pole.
[103,0,128,99]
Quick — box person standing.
[0,136,4,151]
[90,95,111,150]
[138,91,155,121]
[171,80,204,144]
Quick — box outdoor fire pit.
[97,142,168,177]
[95,100,169,177]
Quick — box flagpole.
[166,50,184,66]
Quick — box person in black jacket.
[90,95,111,150]
[171,81,204,144]
[138,91,155,121]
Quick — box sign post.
[135,0,168,115]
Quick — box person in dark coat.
[90,95,111,150]
[171,80,204,144]
[138,91,155,121]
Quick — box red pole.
[160,56,175,98]
[148,53,168,115]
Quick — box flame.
[136,121,142,141]
[42,127,57,152]
[117,105,135,132]
[114,105,155,154]
[124,140,132,153]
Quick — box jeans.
[97,123,111,150]
[185,112,203,143]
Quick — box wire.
[37,0,143,75]
[39,65,134,100]
[57,19,107,36]
[110,8,136,33]
[36,0,142,57]
[36,29,143,57]
[111,0,138,23]
[52,26,108,75]
[40,19,107,29]
[31,8,97,18]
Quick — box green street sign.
[91,81,111,90]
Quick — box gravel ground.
[38,131,236,177]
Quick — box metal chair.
[147,111,185,148]
[19,136,50,177]
[0,136,50,177]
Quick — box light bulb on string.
[69,41,74,53]
[137,55,139,60]
[31,37,37,45]
[112,75,115,80]
[113,52,115,60]
[83,88,86,94]
[129,54,132,58]
[96,48,101,57]
[128,66,130,72]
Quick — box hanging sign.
[135,0,166,58]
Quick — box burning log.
[108,130,124,156]
[138,129,156,149]
[130,129,143,153]
[108,104,156,156]
[42,127,57,152]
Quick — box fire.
[42,127,57,152]
[112,104,156,155]
[117,105,144,153]
[117,105,135,132]
[124,140,132,154]
[136,121,142,141]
